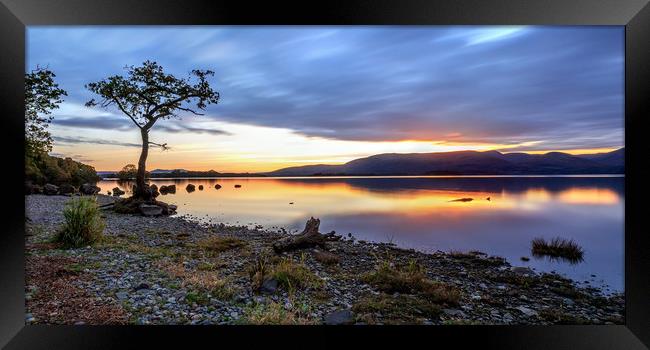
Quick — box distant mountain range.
[265,148,625,176]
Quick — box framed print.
[1,0,649,349]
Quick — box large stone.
[139,203,163,217]
[58,183,77,195]
[80,183,100,195]
[515,306,538,317]
[159,184,176,195]
[43,184,59,195]
[186,184,196,192]
[259,278,278,294]
[324,309,354,325]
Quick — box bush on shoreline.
[55,197,104,248]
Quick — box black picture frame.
[1,0,648,348]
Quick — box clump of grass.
[160,261,234,300]
[248,255,272,291]
[248,254,322,294]
[271,256,322,293]
[531,237,584,263]
[313,250,341,265]
[240,301,314,325]
[55,197,105,248]
[362,258,460,305]
[197,236,246,253]
[352,293,442,324]
[185,290,210,306]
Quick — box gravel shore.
[25,194,624,325]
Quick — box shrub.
[55,197,104,247]
[531,237,584,263]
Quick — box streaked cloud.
[28,26,624,170]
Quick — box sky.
[27,26,624,172]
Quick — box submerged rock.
[112,187,126,196]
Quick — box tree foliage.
[85,60,220,130]
[25,67,67,158]
[26,153,100,186]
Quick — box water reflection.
[98,176,624,292]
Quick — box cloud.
[158,122,231,136]
[53,136,141,148]
[30,26,624,150]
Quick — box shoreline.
[25,194,624,325]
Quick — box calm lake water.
[98,176,624,292]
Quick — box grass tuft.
[362,259,460,306]
[313,250,341,265]
[55,197,104,248]
[239,301,314,325]
[352,294,442,324]
[197,236,246,254]
[531,237,584,263]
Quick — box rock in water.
[234,184,242,188]
[324,310,354,325]
[139,204,163,217]
[186,184,196,192]
[198,185,204,190]
[43,184,59,195]
[112,187,126,196]
[58,184,77,194]
[215,184,222,189]
[80,183,101,195]
[159,185,177,195]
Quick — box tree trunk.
[134,128,151,200]
[273,217,331,253]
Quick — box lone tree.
[85,61,220,200]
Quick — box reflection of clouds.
[95,176,624,290]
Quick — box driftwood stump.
[272,217,328,253]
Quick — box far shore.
[99,174,625,181]
[25,194,624,325]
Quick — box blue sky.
[27,26,624,171]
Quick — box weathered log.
[273,217,327,253]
